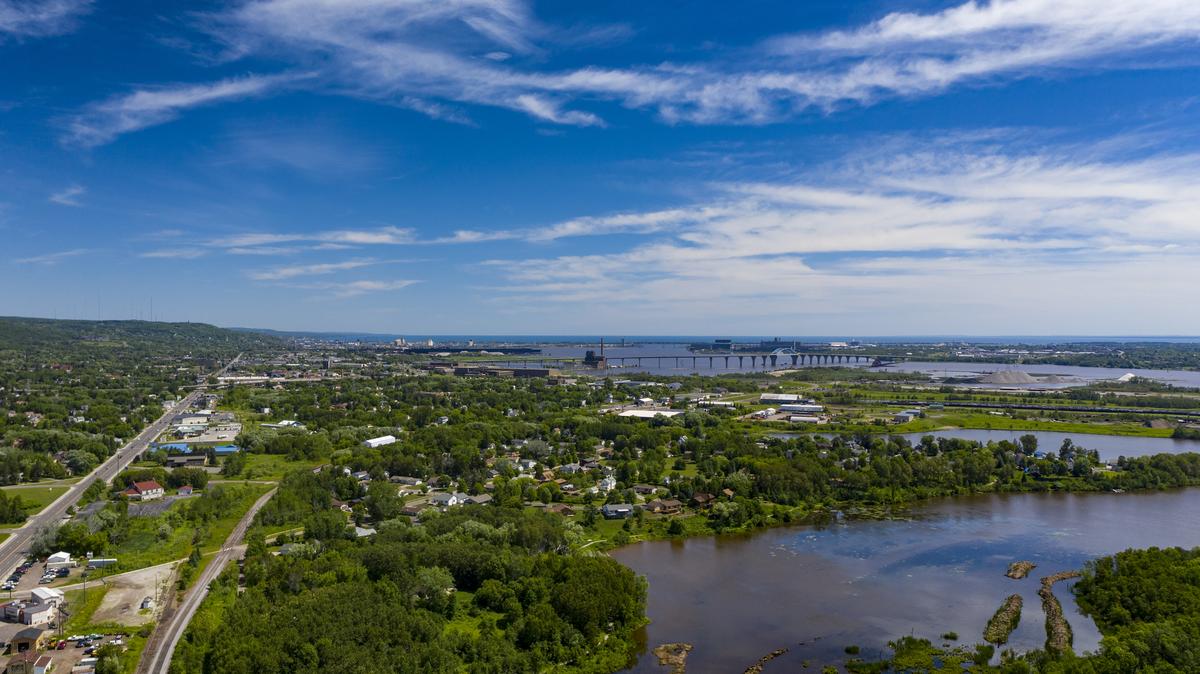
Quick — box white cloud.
[249,258,379,281]
[58,0,1200,139]
[476,140,1200,331]
[213,226,414,251]
[196,0,1200,128]
[140,249,206,259]
[62,73,300,147]
[48,184,85,206]
[511,94,603,127]
[0,0,89,38]
[14,248,88,264]
[306,279,421,298]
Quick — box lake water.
[895,429,1200,461]
[612,489,1200,673]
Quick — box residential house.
[632,484,659,496]
[601,503,636,519]
[465,494,492,505]
[123,480,165,501]
[597,476,617,492]
[545,503,575,516]
[389,476,423,487]
[690,492,715,508]
[429,492,467,508]
[644,499,683,515]
[177,485,194,496]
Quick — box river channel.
[613,488,1200,673]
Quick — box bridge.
[447,350,907,370]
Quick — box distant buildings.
[363,435,397,448]
[759,393,804,404]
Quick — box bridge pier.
[791,354,799,367]
[724,356,729,368]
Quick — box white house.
[363,435,397,448]
[597,476,617,492]
[430,492,467,508]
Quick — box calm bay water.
[612,489,1200,673]
[895,429,1200,460]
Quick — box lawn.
[236,453,324,481]
[897,411,1175,437]
[0,484,70,524]
[63,586,108,633]
[94,482,275,576]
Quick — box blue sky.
[3,0,1200,335]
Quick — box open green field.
[63,586,108,633]
[96,482,275,575]
[891,412,1176,437]
[238,453,324,481]
[0,484,70,524]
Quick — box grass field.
[63,586,108,633]
[0,484,70,524]
[894,412,1175,437]
[237,453,324,481]
[95,482,275,576]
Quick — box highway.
[140,486,276,674]
[0,355,240,579]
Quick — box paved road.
[0,355,240,579]
[140,487,277,674]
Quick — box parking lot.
[0,625,130,671]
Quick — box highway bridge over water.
[458,349,908,370]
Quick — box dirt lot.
[89,562,176,627]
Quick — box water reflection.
[613,489,1200,673]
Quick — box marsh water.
[613,488,1200,673]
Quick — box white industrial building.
[759,393,804,404]
[363,435,397,448]
[779,403,824,413]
